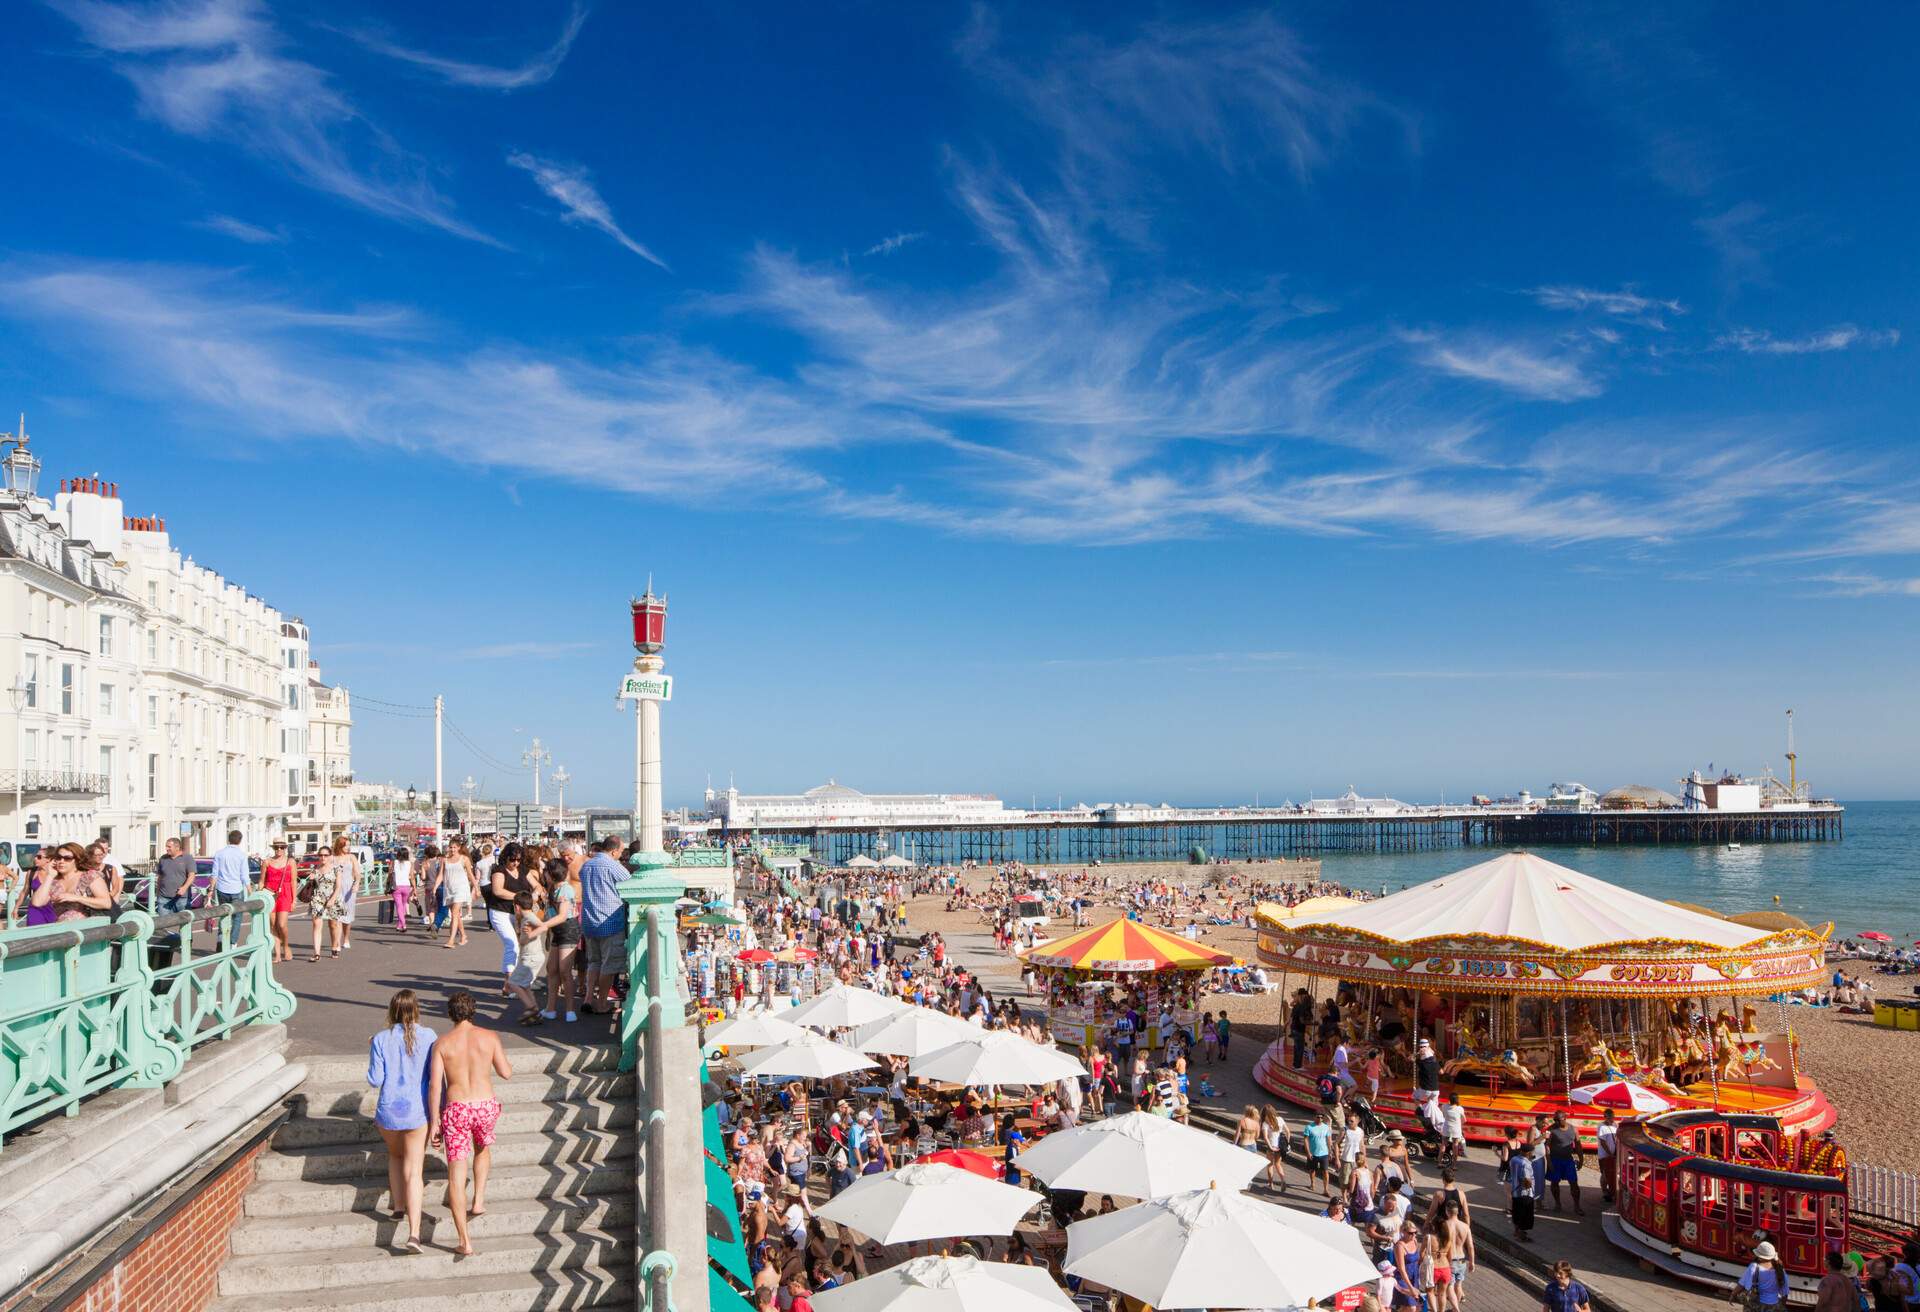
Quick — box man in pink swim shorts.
[440,1097,502,1162]
[428,991,514,1256]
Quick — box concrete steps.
[254,1127,631,1182]
[220,1226,629,1296]
[213,1040,634,1312]
[208,1267,631,1312]
[230,1192,633,1256]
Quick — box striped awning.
[1024,918,1233,972]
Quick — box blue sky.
[3,1,1918,806]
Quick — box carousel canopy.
[1024,919,1232,973]
[1258,851,1828,998]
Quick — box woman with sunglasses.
[31,843,115,922]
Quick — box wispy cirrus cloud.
[1796,572,1920,598]
[350,2,589,91]
[1530,284,1684,328]
[864,231,925,257]
[48,0,490,242]
[1718,325,1900,355]
[961,6,1416,239]
[197,213,286,244]
[1410,335,1602,401]
[507,151,667,270]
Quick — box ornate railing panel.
[0,896,295,1154]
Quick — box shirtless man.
[427,990,513,1256]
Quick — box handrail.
[642,901,678,1312]
[0,894,297,1152]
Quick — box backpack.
[1317,1074,1341,1104]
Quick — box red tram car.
[1613,1110,1847,1293]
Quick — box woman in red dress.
[261,840,297,962]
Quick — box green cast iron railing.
[0,895,297,1155]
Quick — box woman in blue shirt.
[367,988,437,1252]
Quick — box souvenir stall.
[1023,919,1233,1053]
[1250,852,1835,1145]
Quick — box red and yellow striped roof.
[1024,919,1233,973]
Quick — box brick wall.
[27,1140,266,1312]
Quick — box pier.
[732,804,1844,865]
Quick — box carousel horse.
[1737,1040,1780,1074]
[1711,1015,1745,1082]
[1574,1036,1627,1081]
[1739,1003,1759,1036]
[1439,1047,1537,1088]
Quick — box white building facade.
[0,422,345,859]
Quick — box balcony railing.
[0,769,108,796]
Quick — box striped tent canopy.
[1024,919,1233,973]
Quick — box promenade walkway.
[932,920,1723,1312]
[273,908,615,1059]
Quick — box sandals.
[308,954,321,962]
[517,1013,546,1027]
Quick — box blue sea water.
[1310,799,1920,943]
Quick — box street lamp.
[521,737,551,808]
[551,766,570,836]
[461,774,477,834]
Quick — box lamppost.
[461,774,477,834]
[616,581,683,1078]
[522,738,551,808]
[387,779,396,834]
[406,785,417,843]
[551,766,570,837]
[9,673,28,859]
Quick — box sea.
[1308,799,1920,944]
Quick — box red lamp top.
[631,585,667,655]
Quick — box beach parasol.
[1064,1183,1375,1310]
[736,948,775,964]
[735,1031,877,1080]
[1023,918,1232,972]
[773,946,818,963]
[687,912,745,927]
[849,1006,979,1058]
[914,1148,1004,1180]
[786,983,906,1030]
[1859,931,1892,942]
[706,1012,808,1049]
[816,1162,1039,1244]
[1569,1080,1673,1114]
[1017,1110,1267,1198]
[911,1030,1086,1085]
[812,1256,1076,1312]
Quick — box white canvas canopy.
[844,854,880,868]
[878,853,913,868]
[1283,850,1766,951]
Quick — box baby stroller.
[1347,1094,1390,1143]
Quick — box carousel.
[1251,852,1836,1144]
[1022,918,1233,1054]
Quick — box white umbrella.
[1064,1183,1375,1310]
[845,854,880,868]
[1569,1080,1674,1114]
[1017,1111,1267,1198]
[911,1031,1085,1086]
[735,1031,877,1080]
[815,1162,1040,1244]
[849,1007,979,1058]
[707,1012,809,1049]
[813,1256,1076,1312]
[785,984,906,1031]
